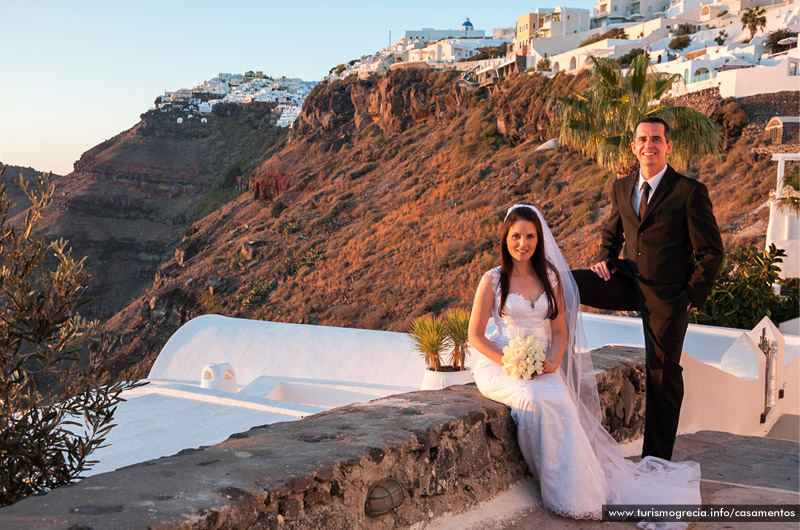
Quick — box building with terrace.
[513,7,591,54]
[407,37,509,63]
[667,0,787,19]
[514,9,554,54]
[593,0,672,26]
[535,6,592,38]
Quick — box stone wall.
[665,89,800,140]
[594,346,647,443]
[663,87,723,117]
[0,348,646,530]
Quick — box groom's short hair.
[634,117,671,142]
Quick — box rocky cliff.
[16,104,286,319]
[85,69,797,381]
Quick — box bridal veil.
[504,204,700,524]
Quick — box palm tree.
[557,54,720,177]
[741,6,767,41]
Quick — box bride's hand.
[542,360,560,374]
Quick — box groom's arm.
[685,181,724,307]
[589,181,626,281]
[599,181,625,264]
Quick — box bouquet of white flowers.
[501,335,546,380]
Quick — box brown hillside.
[13,104,286,319]
[0,164,63,218]
[89,70,798,380]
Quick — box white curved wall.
[148,315,422,388]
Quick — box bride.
[468,204,700,524]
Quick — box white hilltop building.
[653,1,800,97]
[405,18,485,42]
[407,37,510,63]
[494,27,516,39]
[182,73,315,128]
[331,18,514,81]
[541,18,677,72]
[667,0,787,19]
[513,7,593,57]
[327,0,797,90]
[593,0,672,26]
[525,0,798,95]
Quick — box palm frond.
[557,52,720,175]
[627,54,649,96]
[655,106,721,169]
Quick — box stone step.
[424,478,800,530]
[672,429,799,492]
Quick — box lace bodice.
[485,267,554,352]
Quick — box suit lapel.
[640,165,677,225]
[622,173,638,222]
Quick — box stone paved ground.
[424,417,800,530]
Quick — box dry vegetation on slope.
[89,69,798,380]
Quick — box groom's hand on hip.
[590,261,615,281]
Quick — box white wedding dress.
[473,266,701,523]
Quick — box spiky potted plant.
[443,308,471,371]
[410,309,473,390]
[409,314,447,372]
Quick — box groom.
[572,117,724,461]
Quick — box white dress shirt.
[631,164,668,214]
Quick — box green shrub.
[195,162,246,218]
[579,27,628,47]
[0,169,142,506]
[200,290,224,313]
[299,248,325,268]
[615,48,647,68]
[281,221,300,236]
[237,280,276,308]
[468,52,490,62]
[765,28,799,54]
[669,35,692,52]
[777,165,800,215]
[692,245,799,329]
[536,57,551,71]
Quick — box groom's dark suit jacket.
[575,164,723,460]
[599,165,724,316]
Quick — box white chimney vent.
[200,363,238,393]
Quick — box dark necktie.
[639,181,650,220]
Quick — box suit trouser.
[571,269,689,461]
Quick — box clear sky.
[1,1,594,175]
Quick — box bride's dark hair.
[499,206,560,320]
